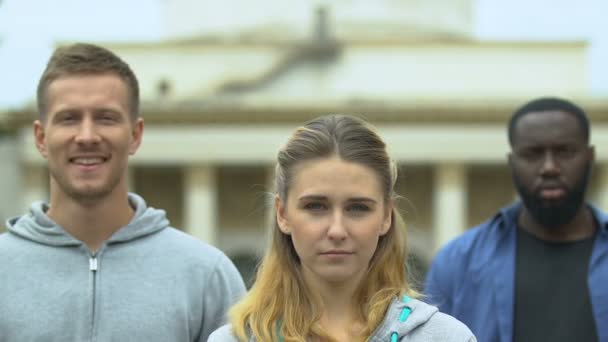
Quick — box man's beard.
[512,163,591,228]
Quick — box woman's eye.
[347,203,370,212]
[304,202,326,211]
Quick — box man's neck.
[47,187,134,253]
[518,205,597,242]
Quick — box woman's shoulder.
[412,299,476,341]
[424,311,476,341]
[374,297,475,342]
[208,324,241,342]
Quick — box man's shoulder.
[157,227,228,261]
[0,231,12,255]
[0,230,28,252]
[134,227,245,288]
[0,230,11,241]
[439,221,495,255]
[436,205,516,260]
[589,204,608,227]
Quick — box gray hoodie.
[208,297,476,341]
[0,193,246,342]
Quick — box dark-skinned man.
[425,97,607,342]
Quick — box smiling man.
[425,97,608,342]
[0,43,246,342]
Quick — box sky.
[0,0,163,109]
[0,0,606,109]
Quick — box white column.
[433,163,467,251]
[22,165,48,211]
[595,163,608,209]
[183,165,218,245]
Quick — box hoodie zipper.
[89,255,99,342]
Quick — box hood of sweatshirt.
[369,296,436,341]
[369,296,474,341]
[5,193,169,247]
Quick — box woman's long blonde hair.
[230,114,416,341]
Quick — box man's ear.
[276,194,291,235]
[129,118,144,155]
[33,120,48,159]
[588,145,595,164]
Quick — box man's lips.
[70,156,106,165]
[69,156,108,172]
[538,186,566,200]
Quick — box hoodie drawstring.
[278,320,283,342]
[390,295,412,342]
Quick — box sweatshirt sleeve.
[198,254,247,342]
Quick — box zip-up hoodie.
[208,297,476,341]
[0,193,246,342]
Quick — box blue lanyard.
[277,295,412,342]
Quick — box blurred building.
[2,0,608,283]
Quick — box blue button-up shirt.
[424,202,608,342]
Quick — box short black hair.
[508,97,590,146]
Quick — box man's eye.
[556,146,577,158]
[59,115,77,123]
[519,148,543,160]
[99,113,118,122]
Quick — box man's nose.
[74,118,101,145]
[540,152,560,176]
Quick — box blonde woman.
[209,114,475,341]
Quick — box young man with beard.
[425,97,608,342]
[0,43,246,342]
